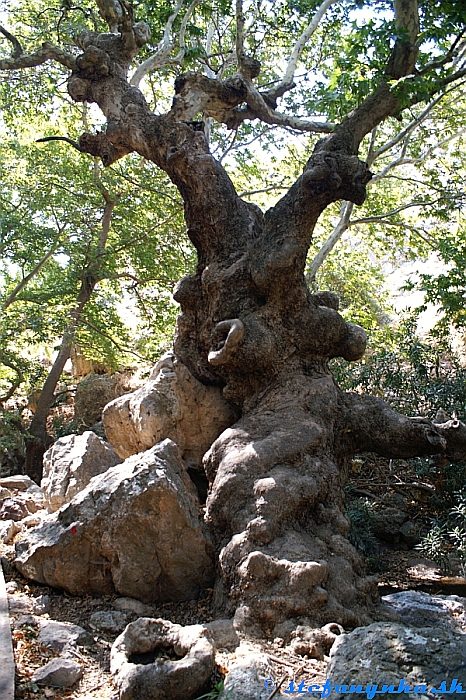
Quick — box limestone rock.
[41,431,122,512]
[113,597,153,617]
[37,619,92,651]
[0,475,44,516]
[90,610,129,634]
[399,520,420,548]
[370,507,408,543]
[8,593,32,614]
[205,618,239,651]
[74,372,129,425]
[0,498,29,521]
[102,352,236,467]
[219,642,274,700]
[288,622,344,660]
[0,475,42,494]
[382,590,466,633]
[31,658,83,687]
[15,440,214,602]
[32,594,51,615]
[326,621,466,695]
[0,519,22,544]
[22,512,46,528]
[14,614,37,628]
[110,617,215,700]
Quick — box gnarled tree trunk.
[7,0,466,636]
[64,15,466,636]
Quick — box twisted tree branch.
[0,25,23,58]
[0,41,76,71]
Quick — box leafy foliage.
[0,407,26,476]
[417,489,466,576]
[2,0,466,414]
[333,314,466,419]
[0,127,193,400]
[346,497,379,557]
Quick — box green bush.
[0,407,26,476]
[416,490,466,575]
[332,315,466,419]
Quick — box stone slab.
[0,561,15,700]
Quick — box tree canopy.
[1,0,465,368]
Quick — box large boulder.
[383,590,466,633]
[41,431,122,512]
[327,619,466,697]
[218,642,275,700]
[15,440,214,602]
[102,352,237,468]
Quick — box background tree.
[2,0,466,633]
[0,125,192,477]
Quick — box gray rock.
[15,440,214,602]
[74,373,129,425]
[7,594,31,613]
[383,590,466,633]
[113,597,152,617]
[399,520,420,548]
[0,475,42,494]
[41,431,122,512]
[111,617,215,700]
[288,622,344,660]
[327,621,466,698]
[5,580,18,593]
[102,352,236,468]
[219,642,274,700]
[0,498,29,522]
[90,610,129,634]
[31,657,83,687]
[32,594,51,615]
[14,614,37,628]
[22,512,46,528]
[0,519,21,544]
[370,507,408,543]
[381,492,409,509]
[205,618,239,651]
[37,619,92,651]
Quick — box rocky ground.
[1,373,465,700]
[2,510,332,700]
[1,451,465,700]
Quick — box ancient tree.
[3,0,466,634]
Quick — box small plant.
[416,522,451,572]
[346,497,379,557]
[195,680,230,699]
[0,407,26,476]
[416,490,466,576]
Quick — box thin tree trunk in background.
[25,192,117,483]
[25,279,97,483]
